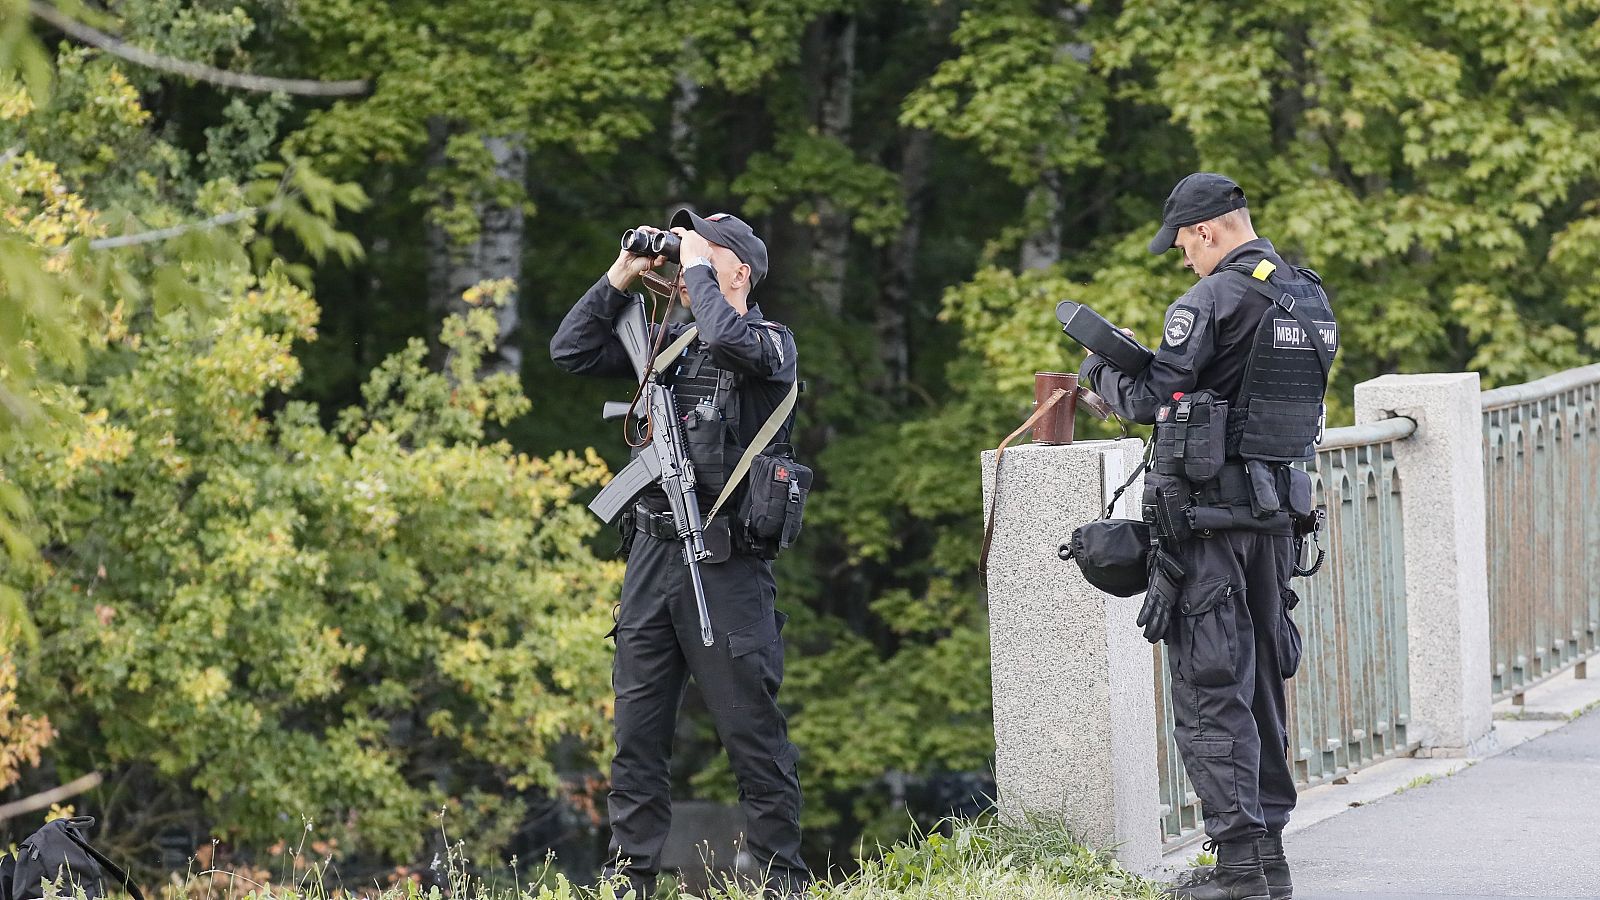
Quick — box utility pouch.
[1154,391,1228,484]
[1285,467,1314,523]
[738,452,813,559]
[1286,467,1327,576]
[682,401,727,498]
[702,516,732,564]
[1246,460,1281,518]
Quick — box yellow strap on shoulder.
[1252,259,1277,281]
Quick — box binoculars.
[621,228,682,262]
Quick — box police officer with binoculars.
[550,209,810,898]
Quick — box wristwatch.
[685,255,715,273]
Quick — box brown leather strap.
[980,388,1070,576]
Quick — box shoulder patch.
[1164,306,1198,347]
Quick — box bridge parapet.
[982,368,1590,862]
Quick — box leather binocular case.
[1032,372,1079,444]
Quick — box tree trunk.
[1019,166,1065,271]
[875,126,932,397]
[809,12,857,317]
[426,123,526,377]
[665,47,700,220]
[1020,9,1084,271]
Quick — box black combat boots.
[1164,838,1271,900]
[1258,832,1292,900]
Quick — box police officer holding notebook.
[550,209,810,898]
[1079,174,1338,900]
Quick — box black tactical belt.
[633,505,682,541]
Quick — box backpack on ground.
[0,817,143,900]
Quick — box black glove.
[1138,548,1185,643]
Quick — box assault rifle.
[587,296,716,647]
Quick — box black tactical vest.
[1219,261,1337,463]
[668,341,742,500]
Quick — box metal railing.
[1157,418,1418,844]
[1481,364,1600,700]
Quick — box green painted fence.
[1481,364,1600,701]
[1157,417,1418,845]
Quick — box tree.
[5,271,620,862]
[2,29,617,866]
[0,39,361,628]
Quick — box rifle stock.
[614,297,653,379]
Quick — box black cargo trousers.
[1165,528,1304,842]
[605,522,809,892]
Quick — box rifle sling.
[653,325,700,373]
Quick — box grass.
[1393,772,1439,794]
[1184,849,1216,869]
[1566,696,1600,721]
[149,818,1162,900]
[1391,760,1476,796]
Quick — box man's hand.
[607,225,666,291]
[673,226,713,264]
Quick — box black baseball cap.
[1148,173,1248,254]
[670,208,769,286]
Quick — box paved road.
[1287,706,1600,899]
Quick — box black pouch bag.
[681,401,728,499]
[1154,391,1228,485]
[1060,519,1151,597]
[738,452,813,559]
[1284,467,1315,528]
[2,817,144,900]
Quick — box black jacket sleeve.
[549,275,637,378]
[1080,286,1216,425]
[683,266,795,382]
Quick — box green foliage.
[5,276,619,860]
[1,37,608,862]
[283,0,662,243]
[0,49,364,607]
[901,5,1107,184]
[0,0,52,102]
[735,132,907,244]
[1099,0,1600,388]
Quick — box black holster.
[616,507,638,558]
